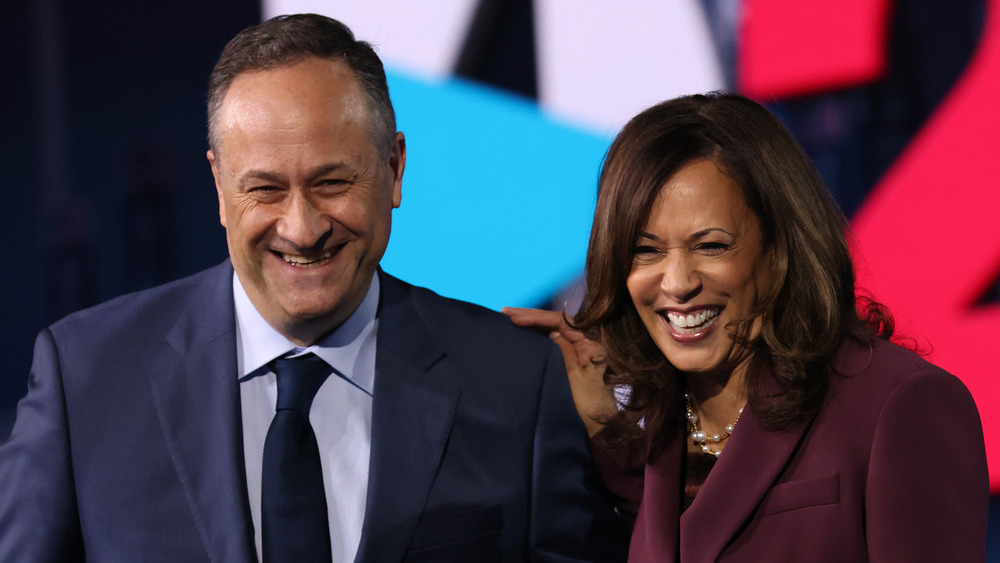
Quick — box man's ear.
[207,149,227,228]
[389,132,406,209]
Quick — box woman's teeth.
[666,309,719,329]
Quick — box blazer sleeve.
[864,368,988,562]
[0,329,84,561]
[528,343,630,562]
[589,434,645,521]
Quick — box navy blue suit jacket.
[0,261,626,561]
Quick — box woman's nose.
[659,252,701,301]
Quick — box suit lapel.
[679,400,814,562]
[355,272,460,562]
[149,261,256,562]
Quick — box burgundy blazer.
[595,337,989,562]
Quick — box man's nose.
[659,252,701,301]
[276,191,330,249]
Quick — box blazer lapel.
[355,272,461,562]
[632,435,685,562]
[149,261,256,562]
[680,400,814,562]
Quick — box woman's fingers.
[549,331,616,437]
[501,307,567,331]
[503,306,616,436]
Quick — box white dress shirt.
[233,273,378,563]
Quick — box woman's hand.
[502,307,617,437]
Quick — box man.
[0,14,626,562]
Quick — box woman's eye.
[632,246,660,259]
[696,242,730,253]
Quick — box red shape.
[738,0,893,98]
[739,0,1000,490]
[851,0,1000,491]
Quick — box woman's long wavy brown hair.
[574,93,893,454]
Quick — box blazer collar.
[355,271,461,562]
[149,260,257,562]
[679,379,815,562]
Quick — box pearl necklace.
[684,393,744,457]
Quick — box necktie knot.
[271,353,332,413]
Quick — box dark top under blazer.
[594,337,988,562]
[0,261,627,562]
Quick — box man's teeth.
[281,250,332,266]
[666,309,719,329]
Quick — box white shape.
[262,0,479,79]
[535,0,726,137]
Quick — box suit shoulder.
[830,337,972,409]
[386,275,555,360]
[48,262,230,342]
[420,288,547,338]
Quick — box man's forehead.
[217,59,370,140]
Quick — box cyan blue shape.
[381,70,611,310]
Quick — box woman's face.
[626,159,769,380]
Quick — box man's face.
[208,57,404,345]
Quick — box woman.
[505,92,988,561]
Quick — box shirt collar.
[232,272,379,395]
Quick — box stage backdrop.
[265,0,1000,491]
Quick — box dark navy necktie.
[262,353,333,563]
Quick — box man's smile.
[274,245,344,268]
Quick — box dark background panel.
[0,0,259,422]
[1,1,44,431]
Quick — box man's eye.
[246,186,283,202]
